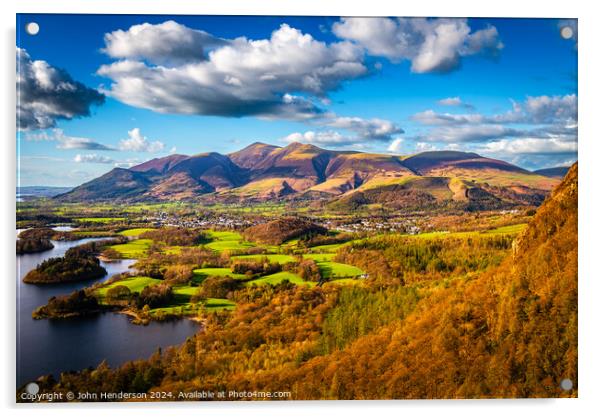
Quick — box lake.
[16,229,199,387]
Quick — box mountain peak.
[282,141,325,153]
[130,154,188,174]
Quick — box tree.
[106,285,132,303]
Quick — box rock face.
[55,142,561,208]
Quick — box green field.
[408,223,528,239]
[317,261,365,279]
[151,284,236,315]
[245,271,315,287]
[309,243,346,253]
[204,230,256,251]
[483,223,527,235]
[205,240,255,251]
[118,228,154,237]
[203,298,236,311]
[231,254,296,264]
[110,239,152,258]
[192,267,247,283]
[206,230,243,240]
[96,276,161,298]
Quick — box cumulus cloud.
[437,96,475,110]
[414,125,527,143]
[332,17,503,73]
[320,115,403,141]
[412,110,485,126]
[411,119,578,144]
[282,115,404,148]
[409,94,577,168]
[482,137,577,155]
[98,22,367,120]
[523,94,577,124]
[103,20,228,65]
[387,138,404,153]
[118,128,165,153]
[114,158,142,168]
[415,142,438,152]
[413,94,577,129]
[24,128,114,151]
[282,130,356,147]
[17,48,105,131]
[74,154,115,164]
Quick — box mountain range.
[56,142,564,210]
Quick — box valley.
[15,147,576,400]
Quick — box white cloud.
[437,96,475,110]
[114,158,142,168]
[438,97,462,106]
[387,138,404,153]
[17,48,105,130]
[412,110,485,126]
[482,137,577,155]
[416,125,526,143]
[24,128,114,151]
[98,23,367,119]
[74,154,115,164]
[332,18,503,73]
[103,20,228,65]
[408,94,577,168]
[523,94,577,124]
[118,128,165,153]
[282,115,405,148]
[282,130,355,147]
[414,94,577,127]
[415,142,438,152]
[321,116,403,140]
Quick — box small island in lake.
[16,238,54,254]
[23,245,107,284]
[32,290,101,319]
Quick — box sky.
[16,14,578,186]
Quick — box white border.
[2,1,600,416]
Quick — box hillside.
[268,163,577,399]
[34,164,577,400]
[242,217,328,245]
[55,142,560,209]
[534,166,571,178]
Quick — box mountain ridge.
[55,142,561,209]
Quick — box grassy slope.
[110,239,152,258]
[245,271,315,287]
[96,276,161,298]
[118,228,154,237]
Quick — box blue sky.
[16,14,577,186]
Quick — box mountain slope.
[130,154,189,175]
[306,164,576,398]
[534,166,570,178]
[228,142,280,169]
[234,164,577,398]
[54,143,562,207]
[56,168,153,202]
[35,166,577,399]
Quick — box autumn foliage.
[26,164,577,400]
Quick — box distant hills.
[17,186,72,199]
[55,142,563,210]
[534,166,571,179]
